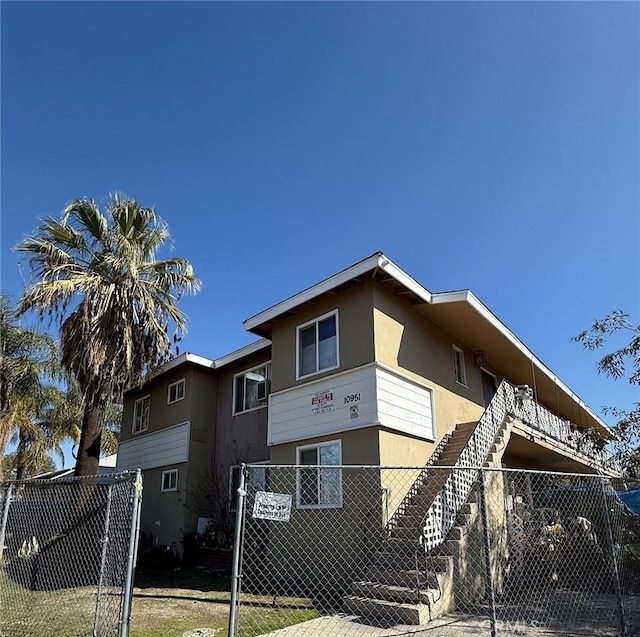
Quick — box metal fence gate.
[229,466,640,636]
[0,470,142,637]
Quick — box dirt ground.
[130,566,232,637]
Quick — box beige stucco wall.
[378,429,437,519]
[261,428,385,595]
[270,280,376,393]
[269,427,381,466]
[373,285,487,446]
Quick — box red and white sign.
[311,390,334,415]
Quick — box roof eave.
[243,252,432,334]
[431,290,613,436]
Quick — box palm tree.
[0,296,70,480]
[8,385,78,479]
[16,195,200,476]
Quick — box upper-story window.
[133,395,150,434]
[297,310,339,379]
[234,362,271,414]
[453,345,467,386]
[167,378,185,404]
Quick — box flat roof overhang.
[504,429,615,475]
[421,295,611,439]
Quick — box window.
[453,345,467,386]
[297,311,339,379]
[133,395,150,434]
[161,469,178,492]
[296,440,342,508]
[234,363,271,414]
[167,379,185,404]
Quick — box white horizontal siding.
[268,364,435,445]
[116,422,190,471]
[376,368,434,440]
[268,366,378,445]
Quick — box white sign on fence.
[252,491,292,522]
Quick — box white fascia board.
[124,342,272,395]
[213,338,271,369]
[243,253,432,332]
[431,290,612,434]
[378,256,432,304]
[124,352,215,394]
[159,352,215,375]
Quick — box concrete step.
[372,549,453,572]
[342,595,430,625]
[383,538,422,552]
[389,526,421,540]
[460,501,478,515]
[446,526,464,541]
[429,539,461,557]
[366,569,440,589]
[454,512,471,526]
[373,550,421,570]
[371,551,424,571]
[351,581,433,605]
[395,514,425,529]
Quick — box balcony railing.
[388,380,612,550]
[511,384,610,468]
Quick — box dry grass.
[0,568,320,637]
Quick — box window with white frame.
[297,311,338,379]
[297,440,342,508]
[234,363,271,414]
[132,395,150,434]
[453,345,467,386]
[167,378,185,404]
[161,468,178,492]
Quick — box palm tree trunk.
[74,403,104,477]
[15,428,28,481]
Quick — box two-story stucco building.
[117,252,612,559]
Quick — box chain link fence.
[0,470,143,637]
[230,465,640,636]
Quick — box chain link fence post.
[599,476,628,637]
[118,469,143,637]
[228,462,247,637]
[92,482,113,637]
[479,467,498,637]
[0,483,13,562]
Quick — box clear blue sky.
[2,2,639,467]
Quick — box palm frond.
[62,198,109,246]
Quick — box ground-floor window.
[296,440,342,509]
[161,468,178,492]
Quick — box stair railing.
[420,380,516,550]
[387,379,611,551]
[386,431,454,533]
